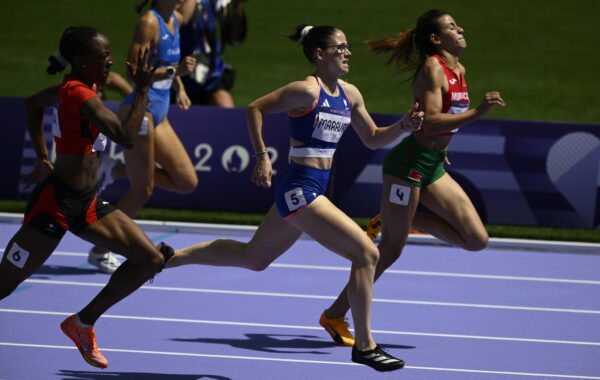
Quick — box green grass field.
[0,1,598,242]
[1,0,598,123]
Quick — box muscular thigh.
[153,119,195,178]
[0,225,61,282]
[77,209,158,263]
[122,111,156,188]
[247,205,303,258]
[380,174,420,239]
[287,196,373,262]
[420,173,485,233]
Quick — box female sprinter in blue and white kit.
[90,0,199,266]
[165,24,424,372]
[320,9,506,346]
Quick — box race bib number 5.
[284,188,307,212]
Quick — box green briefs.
[382,134,448,187]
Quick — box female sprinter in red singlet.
[320,9,505,346]
[0,26,173,369]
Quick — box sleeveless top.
[431,54,470,135]
[288,78,352,158]
[150,9,181,90]
[52,75,106,155]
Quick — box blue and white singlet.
[122,9,181,124]
[288,78,352,159]
[274,78,352,218]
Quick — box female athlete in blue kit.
[165,23,424,372]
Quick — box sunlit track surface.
[1,218,599,379]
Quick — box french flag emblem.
[408,170,422,182]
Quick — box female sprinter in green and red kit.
[319,9,505,345]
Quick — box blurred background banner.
[333,118,600,229]
[3,96,599,229]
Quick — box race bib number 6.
[5,242,29,269]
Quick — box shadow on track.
[32,264,104,278]
[171,333,415,354]
[58,370,231,380]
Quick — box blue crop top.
[150,9,181,90]
[288,78,352,158]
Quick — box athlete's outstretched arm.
[81,48,157,148]
[343,82,423,149]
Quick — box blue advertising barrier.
[1,97,28,199]
[334,119,600,229]
[2,96,599,229]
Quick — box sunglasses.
[326,43,351,54]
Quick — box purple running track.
[1,221,600,379]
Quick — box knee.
[130,183,154,202]
[242,249,273,272]
[464,231,489,252]
[246,258,272,272]
[354,245,379,269]
[137,250,165,275]
[378,239,407,267]
[175,173,198,195]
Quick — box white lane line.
[2,308,600,347]
[270,263,600,286]
[33,250,600,286]
[1,341,599,379]
[0,341,354,366]
[21,278,600,315]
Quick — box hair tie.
[52,50,69,68]
[300,25,313,40]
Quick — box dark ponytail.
[46,54,67,75]
[135,0,153,14]
[287,24,337,64]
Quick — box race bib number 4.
[284,188,307,212]
[389,184,411,206]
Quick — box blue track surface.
[1,220,600,379]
